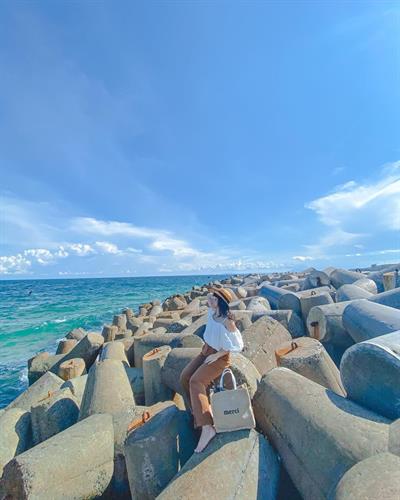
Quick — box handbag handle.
[218,368,237,391]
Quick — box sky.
[0,1,399,279]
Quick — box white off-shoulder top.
[203,308,244,352]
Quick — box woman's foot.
[194,425,216,453]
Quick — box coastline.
[0,265,399,498]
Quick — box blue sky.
[0,1,399,278]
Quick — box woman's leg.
[189,354,231,452]
[179,353,205,413]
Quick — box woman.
[180,287,244,453]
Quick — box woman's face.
[207,293,218,310]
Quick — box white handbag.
[210,368,256,433]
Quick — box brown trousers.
[179,343,231,428]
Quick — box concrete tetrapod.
[100,340,130,366]
[307,302,354,347]
[336,284,373,302]
[134,332,203,368]
[125,405,197,499]
[143,345,173,405]
[57,357,86,381]
[125,367,145,405]
[60,374,88,405]
[252,310,306,338]
[0,413,114,500]
[300,291,333,322]
[275,337,345,396]
[28,332,105,384]
[331,453,400,500]
[369,287,400,310]
[30,387,80,445]
[241,316,292,376]
[343,300,400,343]
[253,368,390,500]
[259,284,301,313]
[329,268,364,289]
[55,338,77,355]
[157,429,280,500]
[0,409,32,476]
[79,359,135,420]
[6,371,64,411]
[340,330,400,420]
[352,278,378,294]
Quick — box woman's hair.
[214,294,235,321]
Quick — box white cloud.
[23,248,54,265]
[65,243,95,256]
[71,217,159,239]
[0,254,31,274]
[305,161,400,256]
[292,255,313,262]
[95,241,120,254]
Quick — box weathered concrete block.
[383,272,397,291]
[65,327,86,341]
[330,268,364,289]
[125,405,197,499]
[55,338,77,355]
[300,291,333,321]
[0,409,32,476]
[336,284,373,302]
[307,302,355,347]
[353,277,378,294]
[179,313,208,339]
[166,319,191,333]
[253,309,305,338]
[125,367,145,405]
[369,287,400,310]
[229,352,262,399]
[161,348,202,395]
[158,429,280,500]
[340,330,400,420]
[31,388,79,445]
[49,332,104,378]
[241,316,291,375]
[246,296,271,312]
[100,341,129,366]
[301,270,330,290]
[275,337,345,396]
[6,371,64,411]
[102,324,118,342]
[0,413,114,500]
[60,374,88,406]
[126,315,143,334]
[332,452,400,500]
[57,357,86,381]
[113,314,127,331]
[143,346,174,406]
[253,368,390,500]
[134,332,203,368]
[79,359,135,420]
[259,284,300,313]
[28,353,64,384]
[343,300,400,343]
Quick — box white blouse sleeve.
[219,324,244,352]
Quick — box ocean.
[0,274,227,409]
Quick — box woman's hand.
[204,351,227,364]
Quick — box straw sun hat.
[208,287,234,305]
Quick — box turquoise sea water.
[0,274,226,408]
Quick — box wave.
[19,367,28,387]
